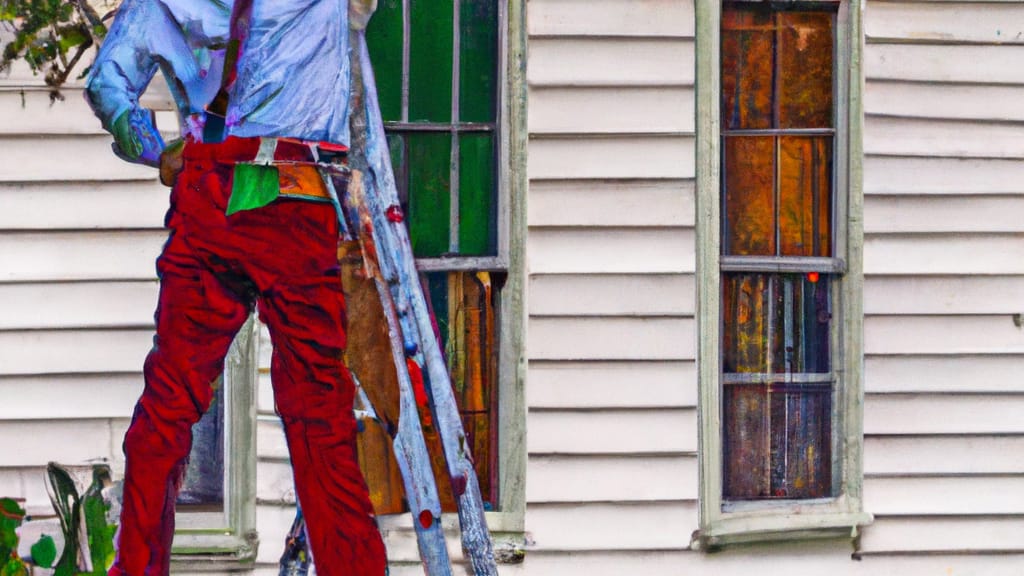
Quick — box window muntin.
[719,3,840,504]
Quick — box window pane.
[723,136,775,256]
[459,134,496,256]
[460,0,499,123]
[405,133,452,257]
[410,0,454,122]
[779,136,832,257]
[777,11,834,129]
[366,0,404,122]
[723,384,770,498]
[769,385,832,498]
[721,7,774,130]
[178,385,224,511]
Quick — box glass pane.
[721,6,774,130]
[779,136,832,257]
[769,386,832,498]
[459,0,499,123]
[723,384,770,499]
[366,0,405,122]
[777,11,834,129]
[177,384,224,511]
[723,136,775,256]
[410,0,454,122]
[407,133,452,257]
[722,274,772,374]
[459,134,495,256]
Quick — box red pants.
[110,137,387,575]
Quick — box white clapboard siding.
[528,0,695,38]
[864,476,1024,515]
[529,274,694,316]
[256,460,297,504]
[863,196,1024,233]
[864,395,1024,435]
[0,90,106,135]
[0,181,168,230]
[528,87,695,135]
[0,374,141,419]
[256,416,290,461]
[0,135,156,181]
[528,180,695,228]
[528,317,694,361]
[527,409,697,455]
[528,136,695,180]
[528,228,695,275]
[527,502,696,552]
[865,1,1024,44]
[528,38,694,87]
[863,156,1024,195]
[527,361,697,409]
[865,82,1024,122]
[865,315,1024,355]
[865,43,1024,84]
[863,234,1024,275]
[526,455,697,503]
[864,436,1024,476]
[864,116,1024,159]
[0,281,158,329]
[860,518,1024,554]
[864,355,1024,394]
[0,230,165,282]
[0,420,123,467]
[0,329,153,375]
[864,276,1024,315]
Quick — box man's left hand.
[159,139,185,187]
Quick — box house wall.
[1,0,1023,574]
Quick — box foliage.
[46,462,117,575]
[0,0,112,99]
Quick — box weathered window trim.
[693,0,871,549]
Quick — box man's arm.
[84,0,168,166]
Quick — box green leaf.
[29,535,57,569]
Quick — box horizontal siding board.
[860,517,1024,554]
[865,2,1024,44]
[864,276,1024,315]
[0,90,106,135]
[527,408,697,454]
[0,374,140,419]
[529,274,694,316]
[257,417,289,461]
[864,116,1024,159]
[526,502,696,551]
[864,156,1024,195]
[864,476,1024,515]
[528,317,695,361]
[526,361,697,409]
[527,0,694,38]
[865,82,1024,122]
[0,281,158,329]
[0,135,155,182]
[528,228,695,275]
[528,38,694,87]
[864,395,1024,434]
[0,230,164,282]
[0,420,121,467]
[526,455,696,503]
[256,460,296,504]
[528,136,695,180]
[864,195,1024,233]
[865,43,1024,84]
[865,355,1024,393]
[863,234,1024,275]
[0,329,153,375]
[865,315,1024,355]
[0,181,167,230]
[528,87,694,134]
[528,180,695,228]
[865,436,1024,475]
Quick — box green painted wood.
[459,134,496,255]
[366,0,404,122]
[461,0,499,123]
[410,0,454,122]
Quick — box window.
[694,0,871,547]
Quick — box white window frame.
[693,0,872,549]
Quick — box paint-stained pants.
[109,137,387,576]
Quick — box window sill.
[692,508,873,550]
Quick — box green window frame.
[693,0,872,548]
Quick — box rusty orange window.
[720,2,840,502]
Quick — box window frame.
[693,0,871,548]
